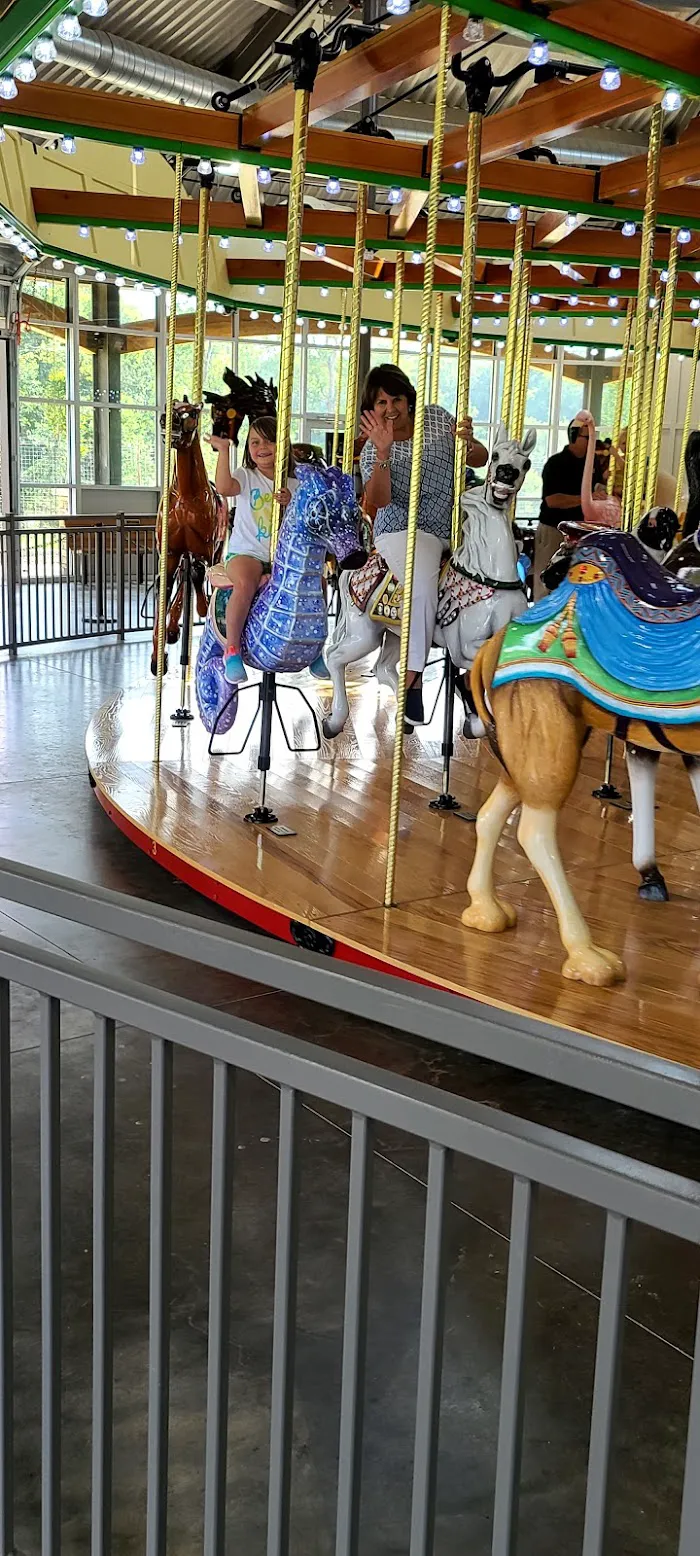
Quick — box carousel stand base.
[428,792,462,813]
[592,781,632,811]
[244,803,279,826]
[170,706,195,725]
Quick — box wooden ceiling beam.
[390,188,428,238]
[443,73,662,170]
[237,163,262,227]
[241,8,468,143]
[534,211,588,247]
[600,123,700,202]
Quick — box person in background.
[534,415,591,600]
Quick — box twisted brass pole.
[500,208,526,432]
[331,288,347,467]
[191,182,211,404]
[646,233,679,510]
[384,0,451,909]
[451,109,482,550]
[430,291,444,403]
[271,88,309,553]
[512,262,531,441]
[342,183,368,476]
[608,300,635,496]
[153,151,183,762]
[633,272,663,520]
[674,322,700,515]
[391,253,405,366]
[623,103,663,530]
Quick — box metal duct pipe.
[551,131,649,166]
[50,27,250,109]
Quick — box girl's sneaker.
[224,651,248,685]
[309,653,329,679]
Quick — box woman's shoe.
[404,684,425,725]
[224,651,248,685]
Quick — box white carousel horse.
[322,425,536,739]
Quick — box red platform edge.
[92,778,442,994]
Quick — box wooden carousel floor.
[85,659,700,1073]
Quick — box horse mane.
[457,493,499,575]
[683,429,700,537]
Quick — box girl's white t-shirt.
[225,467,298,564]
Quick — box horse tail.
[194,615,238,736]
[470,628,506,734]
[327,569,351,651]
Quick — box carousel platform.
[85,661,700,1074]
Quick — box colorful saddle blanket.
[349,552,493,629]
[493,533,700,724]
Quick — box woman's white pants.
[378,528,444,673]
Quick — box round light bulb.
[384,288,393,299]
[257,166,272,186]
[257,285,266,295]
[661,269,669,283]
[250,310,259,320]
[316,319,326,329]
[314,243,326,257]
[621,221,636,237]
[273,312,282,323]
[52,258,64,270]
[130,146,145,166]
[600,64,621,91]
[13,55,36,82]
[60,134,76,154]
[531,292,541,305]
[263,239,273,253]
[412,251,422,264]
[609,265,621,280]
[387,186,403,204]
[506,204,522,223]
[114,275,125,287]
[386,0,411,13]
[608,295,619,307]
[545,342,554,352]
[125,228,136,242]
[325,176,341,196]
[379,327,388,337]
[611,315,621,326]
[528,37,549,66]
[678,227,692,244]
[320,286,329,297]
[447,195,461,214]
[0,75,18,99]
[218,236,229,249]
[493,292,503,304]
[56,12,82,40]
[662,86,682,112]
[586,316,594,327]
[565,212,578,230]
[568,294,579,306]
[94,270,106,282]
[82,0,109,15]
[33,33,57,62]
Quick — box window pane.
[19,487,70,516]
[19,402,69,484]
[79,407,157,486]
[23,276,67,322]
[306,340,347,416]
[119,409,158,485]
[18,326,67,401]
[560,365,586,423]
[201,337,234,401]
[524,357,553,425]
[119,339,157,405]
[238,336,300,413]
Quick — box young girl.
[208,416,296,684]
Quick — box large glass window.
[18,278,70,514]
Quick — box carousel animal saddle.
[493,532,700,725]
[349,551,492,629]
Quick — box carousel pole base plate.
[170,707,195,725]
[592,782,632,811]
[244,805,279,826]
[429,792,462,813]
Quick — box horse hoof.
[462,716,485,740]
[462,896,517,933]
[166,628,180,645]
[638,866,669,902]
[562,945,625,987]
[322,717,339,740]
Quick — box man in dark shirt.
[534,416,590,599]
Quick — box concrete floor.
[1,640,699,1555]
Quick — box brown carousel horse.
[150,372,277,675]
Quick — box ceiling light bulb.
[320,286,329,297]
[609,265,621,280]
[218,235,229,249]
[531,292,540,304]
[52,257,64,269]
[662,86,682,112]
[257,166,272,186]
[82,0,109,15]
[493,291,503,303]
[649,295,657,309]
[317,319,326,329]
[590,347,599,356]
[78,223,89,238]
[559,316,568,326]
[257,284,266,295]
[586,316,594,326]
[125,228,136,242]
[412,251,422,264]
[568,294,579,306]
[314,243,326,257]
[610,314,621,326]
[545,342,554,352]
[360,324,368,335]
[205,299,215,312]
[178,234,182,244]
[94,270,106,281]
[379,327,388,337]
[60,133,76,154]
[621,221,636,237]
[384,288,393,299]
[263,239,273,253]
[456,292,462,302]
[0,75,18,99]
[215,303,225,313]
[608,294,619,307]
[33,33,57,62]
[114,275,125,287]
[273,312,282,322]
[250,309,259,319]
[447,195,461,213]
[600,64,621,91]
[387,186,403,204]
[13,55,36,81]
[506,203,522,223]
[528,37,549,66]
[75,263,86,276]
[691,299,700,310]
[660,268,669,283]
[326,176,341,196]
[473,337,481,347]
[130,145,145,166]
[694,319,700,329]
[464,16,484,42]
[565,212,578,230]
[538,316,547,326]
[197,158,213,176]
[56,11,82,40]
[386,0,411,13]
[678,227,692,244]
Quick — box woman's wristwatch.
[376,457,391,469]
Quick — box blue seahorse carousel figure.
[195,464,362,735]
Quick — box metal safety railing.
[0,515,158,654]
[0,857,698,1556]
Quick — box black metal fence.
[0,858,698,1555]
[0,515,158,653]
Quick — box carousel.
[32,3,694,1072]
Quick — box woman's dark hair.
[243,415,295,472]
[683,429,700,537]
[360,363,416,416]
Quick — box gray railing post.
[6,516,18,659]
[116,515,125,642]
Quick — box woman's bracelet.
[376,457,391,470]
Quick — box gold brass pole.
[451,109,482,549]
[430,290,444,403]
[154,151,183,761]
[500,208,526,431]
[271,88,310,553]
[674,321,700,515]
[633,272,663,519]
[646,234,679,510]
[384,0,451,909]
[331,287,347,467]
[342,182,368,476]
[608,300,635,496]
[391,253,405,366]
[623,102,663,529]
[191,181,211,404]
[512,263,531,441]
